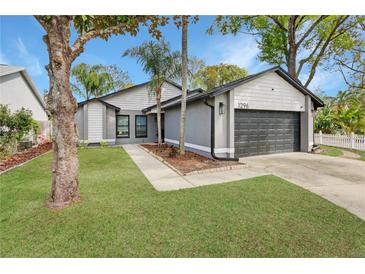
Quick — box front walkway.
[122,144,268,191]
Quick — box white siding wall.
[0,72,48,121]
[87,101,103,142]
[104,82,181,110]
[234,72,305,112]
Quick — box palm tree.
[179,16,188,155]
[71,63,113,100]
[123,40,181,146]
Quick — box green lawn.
[1,148,365,257]
[319,145,344,157]
[319,145,365,160]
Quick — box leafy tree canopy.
[209,16,364,87]
[315,89,365,135]
[71,63,133,100]
[192,63,248,90]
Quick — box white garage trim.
[165,138,234,154]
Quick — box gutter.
[204,99,238,161]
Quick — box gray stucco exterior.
[164,100,211,157]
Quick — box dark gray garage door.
[235,110,300,157]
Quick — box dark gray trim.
[135,115,148,138]
[116,114,130,138]
[142,88,204,112]
[78,98,120,110]
[80,79,182,104]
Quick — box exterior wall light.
[219,102,225,115]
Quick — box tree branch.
[268,16,288,32]
[297,37,324,76]
[337,59,365,74]
[338,64,364,89]
[295,16,307,28]
[297,15,328,47]
[304,16,349,87]
[70,24,128,61]
[34,16,49,31]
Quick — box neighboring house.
[0,64,50,139]
[75,66,324,159]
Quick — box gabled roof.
[0,64,24,76]
[142,88,205,113]
[0,64,46,110]
[162,66,325,110]
[78,98,120,110]
[84,79,182,102]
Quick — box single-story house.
[75,66,324,159]
[0,64,50,139]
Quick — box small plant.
[100,140,108,148]
[0,104,39,157]
[168,145,178,158]
[79,140,89,149]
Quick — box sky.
[0,15,347,102]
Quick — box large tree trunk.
[156,88,162,146]
[179,16,188,155]
[287,16,297,79]
[287,47,297,78]
[44,18,80,209]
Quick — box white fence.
[314,131,365,151]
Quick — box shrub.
[168,145,178,158]
[0,104,39,156]
[100,140,108,148]
[79,140,89,149]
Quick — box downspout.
[204,98,238,161]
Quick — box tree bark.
[43,17,80,209]
[156,87,162,146]
[179,16,188,155]
[287,16,297,79]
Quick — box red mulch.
[141,143,241,174]
[0,142,52,172]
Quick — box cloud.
[0,52,9,64]
[203,35,271,73]
[219,37,260,69]
[15,37,42,76]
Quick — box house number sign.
[237,102,249,109]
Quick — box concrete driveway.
[241,152,365,220]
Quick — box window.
[135,115,147,138]
[116,115,129,138]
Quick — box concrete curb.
[138,144,185,176]
[138,144,246,176]
[185,163,246,176]
[0,150,52,175]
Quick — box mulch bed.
[141,143,241,174]
[0,142,52,172]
